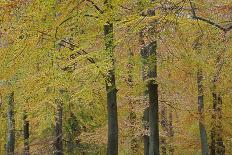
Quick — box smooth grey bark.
[140,33,159,155]
[193,34,208,155]
[23,111,30,155]
[147,1,160,154]
[104,22,118,155]
[197,69,208,155]
[140,30,149,155]
[147,42,159,155]
[54,99,63,155]
[143,108,149,155]
[6,92,15,155]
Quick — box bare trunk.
[54,99,63,155]
[67,112,80,153]
[216,95,224,155]
[127,50,138,154]
[210,92,225,155]
[23,111,30,155]
[140,34,159,155]
[6,92,15,155]
[160,104,167,155]
[197,69,208,155]
[143,108,149,155]
[168,108,174,155]
[140,29,150,155]
[104,22,118,155]
[146,41,159,155]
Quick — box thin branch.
[84,14,99,19]
[7,46,26,65]
[188,0,232,32]
[194,16,226,31]
[188,0,196,17]
[86,0,104,14]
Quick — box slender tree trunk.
[210,92,225,155]
[210,91,216,155]
[160,104,167,155]
[197,69,208,155]
[104,22,118,155]
[210,33,227,155]
[140,41,160,155]
[168,107,174,155]
[140,33,159,155]
[23,111,30,155]
[54,99,63,155]
[128,105,138,154]
[67,111,80,153]
[210,32,226,155]
[147,1,159,154]
[6,92,15,155]
[216,95,224,155]
[140,29,149,155]
[143,108,149,155]
[127,50,138,154]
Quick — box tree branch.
[188,0,232,32]
[86,0,103,14]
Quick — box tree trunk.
[140,35,159,155]
[104,22,118,155]
[144,1,160,154]
[168,107,174,155]
[197,69,208,155]
[210,92,225,155]
[210,91,216,155]
[147,41,160,155]
[143,108,149,155]
[127,50,138,154]
[210,32,226,155]
[140,29,149,155]
[216,95,224,155]
[160,104,167,155]
[6,92,15,155]
[54,99,63,155]
[23,111,30,155]
[67,111,80,153]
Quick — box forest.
[0,0,232,155]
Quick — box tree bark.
[160,104,167,155]
[67,111,80,153]
[197,69,208,155]
[6,92,15,155]
[54,99,63,155]
[140,34,159,155]
[146,1,159,154]
[140,29,149,155]
[216,95,224,155]
[168,107,174,155]
[23,111,30,155]
[147,42,159,155]
[104,22,118,155]
[143,108,149,155]
[127,50,138,154]
[210,92,225,155]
